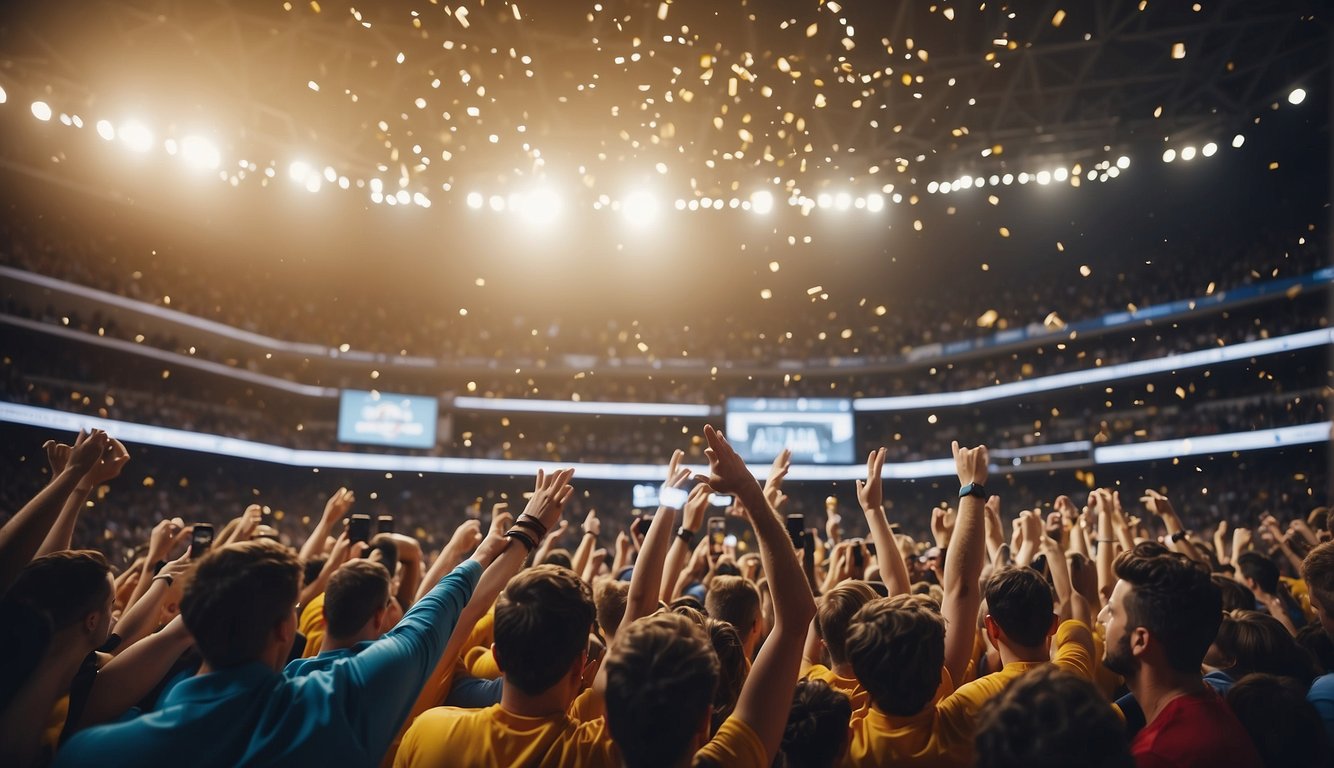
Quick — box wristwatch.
[958,483,987,500]
[1170,531,1189,543]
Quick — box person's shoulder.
[694,716,766,768]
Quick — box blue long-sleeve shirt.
[55,560,482,768]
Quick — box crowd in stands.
[3,425,1332,768]
[0,214,1325,376]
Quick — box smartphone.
[632,515,653,538]
[260,506,273,524]
[786,514,806,549]
[348,514,372,544]
[708,517,726,557]
[852,539,865,569]
[191,524,214,556]
[376,515,395,535]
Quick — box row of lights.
[4,83,1311,215]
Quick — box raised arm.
[299,487,355,563]
[37,436,130,557]
[1143,490,1206,565]
[0,430,109,592]
[661,484,710,602]
[943,441,988,687]
[625,450,691,625]
[696,425,817,764]
[857,447,911,596]
[416,519,485,603]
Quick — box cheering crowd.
[2,425,1331,767]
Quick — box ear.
[982,615,1002,649]
[491,643,507,674]
[1129,626,1152,659]
[84,610,101,635]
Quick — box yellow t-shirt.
[1090,621,1123,699]
[299,592,326,658]
[803,664,869,711]
[843,622,1093,768]
[465,645,502,680]
[396,705,765,768]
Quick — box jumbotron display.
[337,389,438,449]
[725,397,856,465]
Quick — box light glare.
[621,190,659,225]
[750,189,774,214]
[180,136,220,170]
[1288,87,1306,106]
[118,121,153,153]
[30,101,52,121]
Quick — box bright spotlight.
[304,176,321,193]
[834,192,852,210]
[1179,145,1196,161]
[1288,87,1307,106]
[816,193,833,209]
[520,186,562,226]
[1231,134,1245,148]
[488,194,505,212]
[288,161,311,182]
[1036,170,1052,185]
[0,85,7,104]
[865,193,885,212]
[1202,142,1218,157]
[95,119,115,141]
[180,136,220,170]
[1001,174,1014,185]
[30,101,52,121]
[1116,156,1131,170]
[927,181,939,194]
[750,189,774,214]
[466,191,484,209]
[622,190,660,225]
[1017,173,1030,184]
[1053,167,1069,182]
[118,121,153,153]
[1162,148,1177,163]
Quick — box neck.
[997,640,1049,666]
[45,630,95,692]
[322,634,368,653]
[831,660,856,679]
[500,679,573,718]
[1128,666,1207,725]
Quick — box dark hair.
[7,550,112,630]
[323,560,391,640]
[1295,623,1334,674]
[846,595,944,716]
[367,534,399,577]
[714,562,742,578]
[1213,574,1256,613]
[1227,673,1332,768]
[816,581,877,665]
[1237,552,1281,594]
[778,680,852,768]
[985,567,1056,648]
[605,612,719,768]
[493,565,594,695]
[974,665,1133,768]
[1113,548,1221,673]
[705,575,760,640]
[704,618,746,731]
[1211,610,1318,686]
[181,540,302,669]
[303,557,328,588]
[540,548,573,570]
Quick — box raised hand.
[67,429,112,476]
[519,468,576,530]
[682,484,711,533]
[695,425,760,498]
[764,448,792,507]
[80,437,130,487]
[855,447,887,511]
[322,487,356,523]
[43,439,72,476]
[147,518,187,562]
[582,508,602,538]
[930,505,956,548]
[951,440,989,486]
[1140,489,1176,520]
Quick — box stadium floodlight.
[865,193,885,212]
[1116,156,1131,169]
[927,181,939,194]
[1162,148,1176,163]
[1201,142,1218,158]
[1036,170,1052,185]
[180,136,220,170]
[95,119,115,141]
[816,192,833,209]
[288,161,311,183]
[750,189,774,214]
[621,190,658,226]
[518,185,562,226]
[1179,146,1196,161]
[1231,134,1245,149]
[0,84,6,104]
[118,121,153,153]
[488,194,506,212]
[1288,87,1306,106]
[466,191,484,209]
[30,101,52,121]
[834,192,852,210]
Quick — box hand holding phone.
[348,514,372,545]
[708,517,726,558]
[786,514,806,549]
[191,524,214,556]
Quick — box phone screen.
[785,514,805,549]
[348,514,372,544]
[852,540,865,568]
[192,524,214,555]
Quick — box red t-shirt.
[1132,691,1263,768]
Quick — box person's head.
[1236,552,1281,595]
[1213,574,1256,612]
[181,539,302,671]
[322,559,392,645]
[1207,609,1319,685]
[604,612,720,768]
[1227,673,1332,768]
[974,665,1133,768]
[366,534,399,578]
[1308,507,1328,537]
[815,581,878,666]
[705,575,761,651]
[7,550,114,648]
[540,548,573,570]
[983,566,1057,651]
[594,579,629,641]
[1301,541,1334,638]
[1296,623,1334,673]
[493,564,595,698]
[1100,548,1221,679]
[845,594,945,716]
[777,680,852,768]
[704,618,746,730]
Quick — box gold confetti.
[998,227,1010,237]
[1079,265,1092,277]
[1052,9,1066,26]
